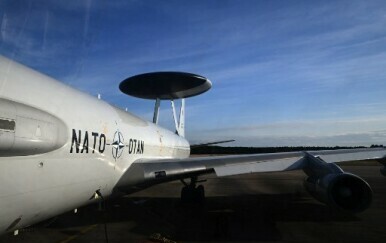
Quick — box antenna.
[153,98,160,124]
[119,72,211,137]
[178,99,185,137]
[170,99,185,137]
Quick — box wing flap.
[214,156,304,176]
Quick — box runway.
[1,165,385,242]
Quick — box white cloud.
[188,116,386,146]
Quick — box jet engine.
[304,172,372,213]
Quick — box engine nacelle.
[304,173,372,213]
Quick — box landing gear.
[180,177,205,204]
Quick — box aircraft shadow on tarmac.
[44,192,359,242]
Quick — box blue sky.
[1,0,386,146]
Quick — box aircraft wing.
[190,139,235,148]
[114,147,386,193]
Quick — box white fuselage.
[0,56,190,234]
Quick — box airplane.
[0,54,386,236]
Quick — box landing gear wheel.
[180,177,206,204]
[196,185,205,203]
[181,186,193,203]
[181,185,205,204]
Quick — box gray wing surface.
[115,148,386,193]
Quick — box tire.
[181,186,194,203]
[196,185,205,203]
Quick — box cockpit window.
[0,119,15,131]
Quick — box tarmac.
[1,164,385,242]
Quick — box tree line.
[190,145,382,155]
